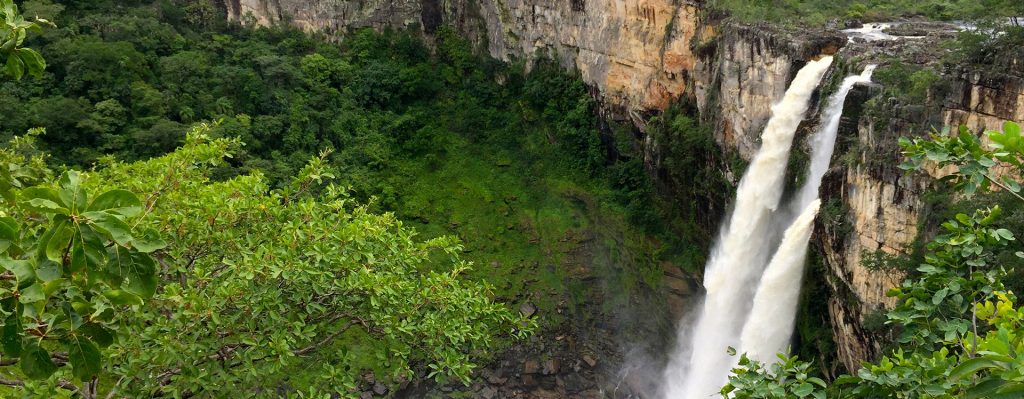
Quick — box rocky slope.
[221,0,1024,395]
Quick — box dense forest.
[2,0,1024,398]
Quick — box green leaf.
[35,259,60,282]
[18,283,44,304]
[21,342,57,380]
[82,211,133,246]
[102,289,142,306]
[123,252,156,298]
[69,239,87,274]
[130,228,166,253]
[58,171,87,213]
[87,189,141,217]
[15,47,44,78]
[5,53,24,80]
[792,383,814,397]
[995,229,1015,241]
[20,187,67,214]
[949,357,999,381]
[78,324,113,348]
[968,378,1008,399]
[1001,176,1021,193]
[0,259,34,288]
[1,313,21,357]
[991,383,1024,399]
[932,287,949,305]
[67,335,101,381]
[0,216,16,253]
[44,222,74,262]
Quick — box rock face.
[817,62,1024,371]
[227,0,705,109]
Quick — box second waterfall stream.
[661,57,877,398]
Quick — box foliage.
[724,121,1024,398]
[0,125,534,398]
[706,0,1019,26]
[723,352,828,399]
[0,0,49,80]
[0,131,161,396]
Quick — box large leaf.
[1,313,21,357]
[18,283,45,304]
[57,171,87,213]
[0,216,16,253]
[5,53,24,80]
[78,323,113,348]
[43,221,74,262]
[82,211,133,246]
[101,289,142,306]
[20,187,67,215]
[0,258,34,288]
[15,47,43,78]
[968,378,1008,399]
[87,189,141,217]
[130,228,166,253]
[20,342,57,380]
[35,259,61,282]
[949,356,1000,381]
[105,249,157,298]
[67,335,101,381]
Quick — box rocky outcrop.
[816,55,1024,371]
[227,0,707,110]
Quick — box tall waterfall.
[739,65,877,364]
[737,199,820,363]
[661,56,833,399]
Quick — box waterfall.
[738,65,877,364]
[737,199,820,364]
[661,56,833,399]
[792,65,877,211]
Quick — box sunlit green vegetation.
[708,0,1022,26]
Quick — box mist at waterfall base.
[660,60,877,398]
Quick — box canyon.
[223,0,1024,396]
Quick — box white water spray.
[793,65,877,211]
[738,65,877,365]
[738,199,820,364]
[661,56,833,399]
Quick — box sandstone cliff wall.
[227,0,706,110]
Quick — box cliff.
[221,0,1023,390]
[227,0,707,110]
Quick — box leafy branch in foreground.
[0,130,162,398]
[723,121,1024,398]
[0,0,50,80]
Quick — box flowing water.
[738,199,821,364]
[661,56,833,399]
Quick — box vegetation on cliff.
[710,0,1022,26]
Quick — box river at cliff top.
[842,21,991,43]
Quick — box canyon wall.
[222,0,1023,382]
[226,0,705,110]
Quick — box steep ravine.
[223,1,1024,396]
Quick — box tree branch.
[0,378,23,387]
[294,320,353,356]
[984,173,1024,203]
